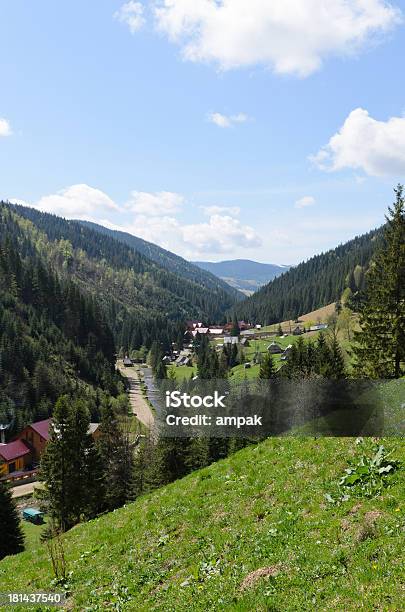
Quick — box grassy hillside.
[1,437,403,611]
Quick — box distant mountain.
[80,221,243,301]
[194,259,290,295]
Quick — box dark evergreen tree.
[259,353,277,379]
[97,401,135,511]
[353,186,405,378]
[0,480,24,560]
[39,396,101,531]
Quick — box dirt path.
[11,481,42,498]
[118,362,154,428]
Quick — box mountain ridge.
[194,259,290,295]
[79,220,244,300]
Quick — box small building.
[88,423,102,442]
[123,357,133,367]
[0,440,32,476]
[224,336,239,346]
[244,362,251,369]
[23,508,44,525]
[267,342,283,354]
[309,324,328,332]
[240,338,250,347]
[17,418,102,463]
[292,326,303,336]
[18,418,51,462]
[281,344,293,361]
[162,355,172,365]
[240,329,256,337]
[208,327,224,336]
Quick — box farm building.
[309,324,328,331]
[240,329,256,337]
[0,440,31,477]
[267,342,284,354]
[17,418,51,462]
[123,357,133,367]
[224,336,239,346]
[240,338,250,347]
[292,326,304,336]
[18,418,101,462]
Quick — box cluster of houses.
[0,418,101,481]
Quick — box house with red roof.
[18,418,51,462]
[0,418,102,479]
[18,418,101,462]
[0,440,32,476]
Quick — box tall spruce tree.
[39,396,102,531]
[0,479,24,560]
[259,353,277,379]
[353,185,405,378]
[97,400,134,511]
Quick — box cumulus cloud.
[208,112,249,128]
[182,214,262,254]
[13,185,258,258]
[153,0,401,77]
[34,184,120,219]
[295,196,316,209]
[0,118,12,137]
[311,108,405,177]
[114,1,145,33]
[127,190,184,215]
[200,205,240,216]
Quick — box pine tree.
[97,401,134,511]
[0,479,24,560]
[353,186,405,378]
[230,316,240,337]
[39,396,101,531]
[326,333,346,379]
[259,353,277,379]
[277,324,283,337]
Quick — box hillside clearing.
[1,437,403,611]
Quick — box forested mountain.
[194,259,290,294]
[234,228,383,324]
[1,203,238,356]
[0,224,118,434]
[80,220,243,300]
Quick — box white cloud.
[0,118,12,137]
[127,190,184,215]
[114,211,261,256]
[208,112,249,128]
[200,205,240,216]
[114,1,145,34]
[12,185,261,258]
[295,195,316,209]
[312,108,405,177]
[34,184,120,219]
[182,214,262,254]
[154,0,401,77]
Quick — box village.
[122,317,329,378]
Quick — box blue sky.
[1,0,405,264]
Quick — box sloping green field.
[0,437,404,611]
